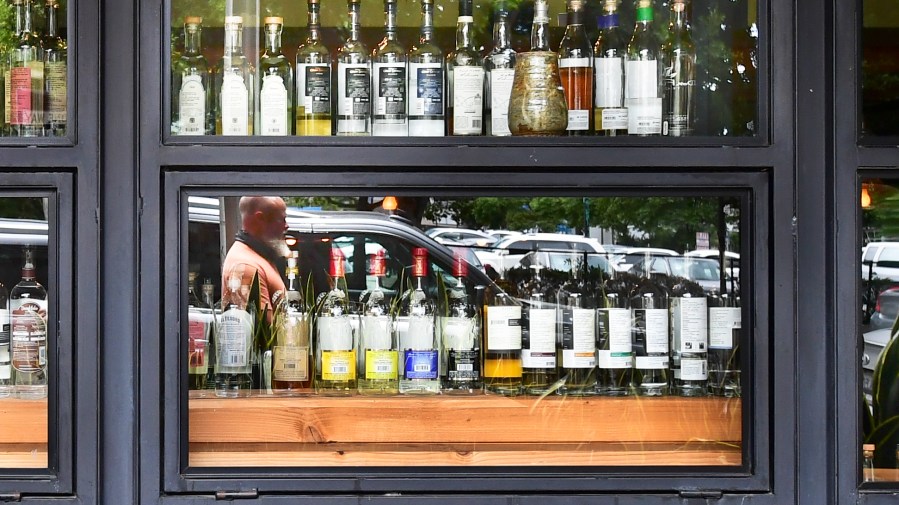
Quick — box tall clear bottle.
[398,247,440,394]
[337,0,371,136]
[172,16,211,135]
[407,0,444,136]
[372,0,408,136]
[707,290,741,397]
[42,0,66,136]
[258,17,293,136]
[201,278,217,391]
[1,0,24,136]
[214,271,254,397]
[10,246,48,399]
[358,251,398,394]
[483,2,516,137]
[187,271,212,392]
[521,266,558,395]
[556,275,596,395]
[0,281,10,397]
[593,0,628,135]
[669,279,707,396]
[631,277,669,395]
[558,0,593,135]
[531,0,551,51]
[315,248,357,395]
[446,0,484,136]
[295,0,332,136]
[625,0,662,136]
[596,277,632,395]
[440,252,482,394]
[9,0,44,137]
[662,0,696,136]
[215,16,254,135]
[272,251,313,394]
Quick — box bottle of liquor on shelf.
[272,251,313,394]
[337,0,371,136]
[398,247,440,394]
[863,444,876,482]
[10,246,48,399]
[214,271,254,397]
[662,0,695,136]
[187,271,213,392]
[215,16,254,135]
[201,277,217,391]
[669,278,707,396]
[483,278,523,395]
[556,273,596,396]
[593,0,628,136]
[708,289,741,397]
[358,250,399,395]
[172,16,210,136]
[295,0,332,136]
[0,280,10,397]
[1,0,25,137]
[258,16,293,136]
[10,0,44,138]
[596,276,632,395]
[558,0,593,135]
[371,0,408,136]
[440,252,482,394]
[42,0,66,137]
[531,0,551,51]
[483,2,516,137]
[625,0,662,136]
[521,265,558,395]
[407,0,444,137]
[446,0,483,136]
[315,248,357,394]
[631,277,669,395]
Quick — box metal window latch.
[214,490,259,500]
[0,493,22,502]
[679,490,724,500]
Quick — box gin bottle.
[187,271,212,391]
[9,0,44,137]
[530,0,551,51]
[662,0,695,136]
[596,277,632,395]
[337,0,371,136]
[407,0,444,136]
[258,16,293,136]
[631,277,669,395]
[447,0,484,136]
[0,281,10,397]
[398,247,440,394]
[42,0,66,136]
[372,0,408,136]
[593,0,628,135]
[295,0,332,136]
[358,250,398,395]
[440,252,482,394]
[521,266,558,395]
[214,272,254,397]
[669,279,707,396]
[201,278,217,391]
[272,251,312,394]
[215,16,254,135]
[483,2,516,137]
[10,246,48,399]
[172,16,210,135]
[558,0,593,135]
[315,248,357,395]
[708,290,741,397]
[625,0,662,136]
[557,276,596,395]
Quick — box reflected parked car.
[425,227,498,248]
[610,247,679,272]
[630,256,733,293]
[517,250,613,275]
[868,286,899,331]
[863,327,894,403]
[475,233,606,277]
[862,241,899,282]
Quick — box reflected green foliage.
[866,315,899,467]
[865,189,899,239]
[0,198,45,220]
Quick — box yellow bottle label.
[365,349,398,380]
[322,350,355,381]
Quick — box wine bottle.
[631,277,669,396]
[521,265,558,395]
[558,0,593,135]
[662,0,696,136]
[214,271,254,397]
[625,0,662,136]
[398,247,440,394]
[669,278,707,396]
[358,250,399,394]
[187,271,212,391]
[10,246,48,399]
[372,0,408,136]
[446,0,484,136]
[42,0,66,136]
[295,0,332,136]
[315,248,357,395]
[484,2,516,137]
[172,16,210,135]
[593,0,628,136]
[215,16,254,135]
[708,290,741,397]
[9,0,44,137]
[440,251,482,394]
[336,0,371,136]
[272,251,313,394]
[258,16,293,136]
[407,0,444,137]
[596,277,632,396]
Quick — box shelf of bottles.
[169,0,758,138]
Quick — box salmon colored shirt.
[221,241,286,320]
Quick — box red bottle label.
[329,248,346,277]
[10,67,31,126]
[370,250,386,277]
[412,247,428,277]
[453,252,468,278]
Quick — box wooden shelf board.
[0,444,48,469]
[0,399,48,444]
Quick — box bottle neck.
[224,26,243,56]
[635,6,653,27]
[492,14,511,49]
[348,3,361,42]
[385,2,398,41]
[414,275,426,291]
[420,3,435,42]
[455,17,474,50]
[669,2,688,30]
[567,8,583,27]
[14,2,23,37]
[184,25,201,55]
[265,25,282,54]
[45,3,58,38]
[307,3,322,41]
[22,1,34,35]
[598,11,619,30]
[530,2,550,51]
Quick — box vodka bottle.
[483,2,516,137]
[272,251,312,394]
[625,0,662,136]
[315,248,357,394]
[407,0,444,136]
[521,266,558,395]
[336,0,371,136]
[187,271,212,391]
[440,252,482,394]
[662,0,696,136]
[631,278,669,395]
[215,16,254,135]
[295,0,332,136]
[42,0,66,136]
[214,271,254,397]
[371,0,408,136]
[596,278,632,395]
[0,281,10,397]
[531,0,551,51]
[669,279,707,396]
[398,248,440,394]
[201,278,217,391]
[557,277,596,395]
[10,246,48,399]
[358,250,398,394]
[558,0,593,135]
[9,0,44,137]
[708,290,741,397]
[258,17,293,136]
[593,0,628,135]
[446,0,484,136]
[172,16,210,135]
[863,444,876,482]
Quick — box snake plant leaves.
[868,315,899,466]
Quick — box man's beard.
[267,237,291,258]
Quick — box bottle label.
[561,307,595,368]
[403,349,438,379]
[401,314,435,350]
[679,357,708,380]
[273,345,310,381]
[626,97,662,135]
[0,363,9,381]
[365,349,398,379]
[260,74,289,136]
[451,65,484,134]
[522,307,556,368]
[322,350,356,381]
[317,315,354,351]
[447,349,480,380]
[599,307,631,352]
[216,309,252,370]
[600,108,628,130]
[10,66,32,125]
[0,309,8,347]
[634,308,668,353]
[709,307,740,349]
[489,68,514,136]
[373,63,407,119]
[3,69,10,124]
[567,110,590,130]
[559,57,590,69]
[486,305,522,350]
[671,297,708,353]
[45,61,66,122]
[298,64,331,115]
[595,57,624,108]
[598,350,633,369]
[626,60,658,99]
[442,316,475,350]
[338,63,371,117]
[178,74,205,135]
[10,302,47,372]
[635,355,668,369]
[409,63,444,118]
[188,318,209,370]
[362,314,392,350]
[220,72,249,135]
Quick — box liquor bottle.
[531,0,551,51]
[42,0,66,136]
[201,278,217,391]
[171,16,210,135]
[272,251,313,394]
[483,2,516,137]
[558,0,593,135]
[446,0,484,136]
[407,0,444,137]
[2,0,24,136]
[10,246,48,399]
[596,277,632,395]
[662,0,696,136]
[215,16,254,135]
[295,0,332,136]
[371,0,408,136]
[707,290,741,397]
[593,0,628,135]
[258,16,293,136]
[398,247,440,394]
[0,281,10,397]
[440,252,481,394]
[556,275,596,395]
[315,248,357,394]
[214,271,254,397]
[337,0,371,136]
[9,0,44,137]
[521,265,557,395]
[631,277,668,395]
[669,279,707,396]
[625,0,662,136]
[187,271,212,391]
[863,444,876,482]
[358,250,399,394]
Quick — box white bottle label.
[486,305,521,350]
[409,63,444,118]
[178,75,205,135]
[567,110,590,131]
[601,108,628,130]
[297,63,331,114]
[260,74,289,136]
[451,65,484,134]
[626,97,662,135]
[562,308,595,368]
[442,316,475,350]
[489,68,514,136]
[401,315,435,350]
[220,72,249,135]
[522,307,556,368]
[602,308,631,352]
[337,62,371,133]
[643,308,669,353]
[598,350,633,369]
[10,298,48,372]
[635,355,668,369]
[373,63,407,119]
[595,57,624,107]
[216,308,252,371]
[626,59,658,99]
[559,57,591,69]
[317,315,354,351]
[709,307,740,349]
[671,297,708,353]
[680,357,708,380]
[362,315,392,350]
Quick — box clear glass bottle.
[669,279,707,396]
[315,248,357,395]
[10,246,48,399]
[372,0,408,136]
[272,251,313,394]
[215,16,254,135]
[9,0,44,138]
[407,0,444,137]
[863,443,876,482]
[358,250,399,395]
[483,283,522,396]
[707,289,741,397]
[556,275,596,396]
[596,277,632,395]
[2,0,24,136]
[258,16,293,136]
[201,278,217,391]
[295,0,332,136]
[440,252,482,394]
[521,266,558,395]
[172,16,210,135]
[483,2,516,137]
[593,0,628,136]
[187,271,212,391]
[530,0,551,51]
[42,0,66,137]
[0,280,10,397]
[662,0,696,136]
[446,0,484,136]
[337,0,371,136]
[214,271,254,397]
[625,0,662,136]
[558,0,593,135]
[631,277,669,395]
[398,247,440,394]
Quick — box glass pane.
[0,197,51,469]
[0,0,69,138]
[184,194,745,468]
[168,0,758,138]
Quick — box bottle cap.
[534,0,550,23]
[453,252,468,278]
[457,15,474,23]
[863,444,875,451]
[264,16,283,25]
[459,0,473,16]
[308,0,319,3]
[370,250,387,277]
[412,247,428,277]
[329,248,346,277]
[637,0,652,8]
[184,16,203,25]
[224,15,243,25]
